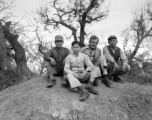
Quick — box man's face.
[72,44,80,55]
[108,39,117,48]
[55,40,63,48]
[89,39,99,49]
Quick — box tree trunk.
[128,39,143,66]
[39,61,46,76]
[2,22,32,80]
[72,29,78,42]
[0,23,6,90]
[79,23,86,47]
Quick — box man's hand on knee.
[122,63,130,71]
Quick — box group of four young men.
[44,35,130,101]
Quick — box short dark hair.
[108,35,117,41]
[89,35,99,42]
[71,41,80,47]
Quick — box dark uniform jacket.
[44,47,70,73]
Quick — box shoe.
[62,78,69,87]
[47,84,54,88]
[53,73,63,77]
[53,79,57,85]
[79,92,89,101]
[102,75,113,87]
[53,73,59,77]
[113,76,124,83]
[85,84,99,94]
[93,77,99,86]
[46,79,56,88]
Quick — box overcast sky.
[11,0,147,48]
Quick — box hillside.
[0,76,152,120]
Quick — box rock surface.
[0,76,152,120]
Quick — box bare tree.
[2,21,32,79]
[38,0,109,47]
[25,15,52,75]
[0,0,14,20]
[0,22,7,90]
[0,0,20,90]
[123,2,152,66]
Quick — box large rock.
[0,76,152,120]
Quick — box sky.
[11,0,147,49]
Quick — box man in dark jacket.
[103,35,130,83]
[44,35,70,87]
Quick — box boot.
[113,76,124,83]
[53,73,63,77]
[47,77,56,88]
[77,86,89,101]
[102,75,113,87]
[85,81,99,94]
[93,77,99,86]
[47,79,55,88]
[79,92,90,101]
[62,78,69,87]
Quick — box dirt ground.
[0,76,152,120]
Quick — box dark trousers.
[55,65,64,76]
[107,62,129,79]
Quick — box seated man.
[64,41,99,101]
[44,35,70,87]
[81,35,113,87]
[103,35,130,83]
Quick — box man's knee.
[92,66,100,72]
[123,64,131,73]
[99,55,106,61]
[90,66,101,78]
[66,73,74,79]
[127,65,131,71]
[46,61,55,68]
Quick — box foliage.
[38,0,109,46]
[122,1,152,66]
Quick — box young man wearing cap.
[103,35,130,83]
[64,41,99,101]
[44,35,70,87]
[81,35,113,87]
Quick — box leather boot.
[113,76,124,83]
[93,77,99,86]
[102,75,113,87]
[85,81,99,94]
[47,79,55,88]
[77,86,89,101]
[47,76,56,88]
[62,78,69,87]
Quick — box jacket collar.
[54,47,63,50]
[72,52,80,57]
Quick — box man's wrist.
[84,70,90,72]
[45,58,50,61]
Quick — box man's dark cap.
[90,35,99,40]
[108,35,117,41]
[55,35,63,41]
